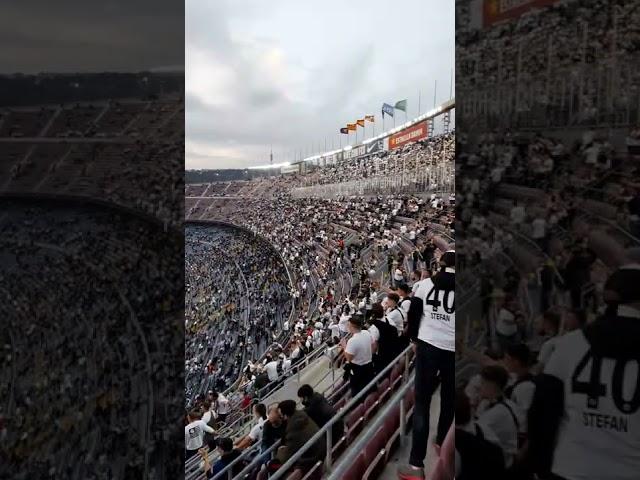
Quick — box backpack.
[456,424,506,480]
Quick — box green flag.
[394,99,407,112]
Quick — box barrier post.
[325,427,333,471]
[399,397,406,448]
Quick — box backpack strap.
[497,399,520,431]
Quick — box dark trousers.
[409,340,455,468]
[349,362,375,400]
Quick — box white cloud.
[186,0,454,169]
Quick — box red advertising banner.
[388,121,428,150]
[483,0,558,28]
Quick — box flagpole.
[433,80,437,108]
[449,68,453,100]
[418,90,421,116]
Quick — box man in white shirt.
[475,366,519,469]
[185,410,216,460]
[264,357,280,383]
[341,315,375,400]
[528,265,640,480]
[399,251,455,480]
[235,403,268,450]
[384,292,405,335]
[210,391,231,424]
[328,318,341,340]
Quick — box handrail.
[269,344,414,480]
[327,375,416,480]
[577,205,640,246]
[224,438,282,480]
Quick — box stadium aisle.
[379,390,441,479]
[263,356,335,406]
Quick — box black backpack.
[456,424,506,480]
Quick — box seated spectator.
[200,437,242,479]
[274,399,326,472]
[235,403,267,450]
[261,404,287,455]
[297,384,344,443]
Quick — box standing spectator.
[475,366,519,470]
[399,251,456,479]
[340,315,375,399]
[209,390,231,425]
[185,410,216,461]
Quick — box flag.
[365,115,375,123]
[356,119,365,128]
[394,99,407,112]
[382,103,394,117]
[340,127,349,134]
[347,123,357,132]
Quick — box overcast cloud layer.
[186,0,454,169]
[1,1,183,73]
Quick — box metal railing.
[268,344,415,479]
[327,374,416,479]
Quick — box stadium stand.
[0,76,185,479]
[456,1,640,478]
[184,104,456,479]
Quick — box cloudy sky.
[0,1,183,73]
[186,0,454,170]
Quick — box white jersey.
[413,268,455,351]
[185,420,213,451]
[544,329,640,479]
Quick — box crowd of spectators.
[0,199,183,480]
[185,225,293,404]
[0,97,184,226]
[455,3,640,478]
[185,170,455,478]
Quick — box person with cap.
[528,264,640,480]
[340,314,375,399]
[399,250,456,480]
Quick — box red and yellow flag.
[347,123,357,132]
[356,119,365,127]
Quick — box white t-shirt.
[385,307,405,335]
[476,399,519,468]
[507,375,536,433]
[496,308,518,337]
[414,271,455,351]
[368,324,380,342]
[215,394,231,415]
[185,420,214,451]
[531,217,546,239]
[345,330,373,365]
[329,323,340,339]
[544,330,640,479]
[282,358,292,373]
[248,417,266,442]
[265,361,279,382]
[536,335,559,370]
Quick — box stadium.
[184,85,455,480]
[455,0,640,479]
[0,73,185,479]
